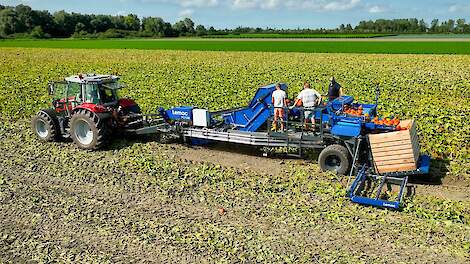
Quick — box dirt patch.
[415,185,470,202]
[173,142,307,177]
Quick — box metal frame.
[181,127,325,148]
[347,165,409,210]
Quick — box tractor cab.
[49,74,126,114]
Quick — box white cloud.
[260,0,281,9]
[368,5,385,13]
[323,0,360,11]
[231,0,361,11]
[232,0,258,9]
[179,8,194,17]
[180,0,218,8]
[449,4,470,13]
[137,0,218,7]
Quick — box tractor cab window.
[84,83,100,104]
[68,82,82,103]
[52,82,67,100]
[84,82,118,104]
[99,87,115,104]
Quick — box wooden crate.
[368,120,420,174]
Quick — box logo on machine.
[172,110,189,116]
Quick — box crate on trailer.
[368,119,420,174]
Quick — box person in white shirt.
[293,82,321,131]
[271,83,287,131]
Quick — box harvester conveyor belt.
[182,128,325,148]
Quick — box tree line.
[351,18,470,33]
[1,4,469,39]
[0,4,204,38]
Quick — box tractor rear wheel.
[31,109,59,142]
[70,109,109,150]
[318,144,351,175]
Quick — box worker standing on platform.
[293,82,321,131]
[271,83,288,131]
[328,76,344,101]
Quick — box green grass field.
[0,39,469,54]
[202,33,396,38]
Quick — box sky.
[3,0,470,29]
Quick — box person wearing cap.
[328,76,344,101]
[271,83,287,131]
[293,82,321,131]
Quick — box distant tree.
[124,14,140,31]
[30,25,46,38]
[0,8,18,35]
[75,22,85,33]
[90,15,112,33]
[53,10,75,37]
[173,20,186,35]
[33,10,55,34]
[183,18,195,33]
[430,19,439,32]
[111,15,126,30]
[15,4,33,32]
[338,24,345,32]
[447,19,455,32]
[195,24,206,36]
[208,26,216,34]
[418,19,427,32]
[456,18,466,33]
[142,17,165,36]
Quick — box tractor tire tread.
[70,109,109,150]
[32,109,60,142]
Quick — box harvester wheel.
[318,144,351,175]
[31,109,59,142]
[70,109,109,150]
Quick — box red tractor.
[32,74,142,150]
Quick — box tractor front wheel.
[31,109,59,142]
[318,144,351,175]
[70,110,109,150]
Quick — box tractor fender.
[73,103,108,114]
[118,98,138,108]
[119,98,141,114]
[38,108,59,120]
[71,107,111,123]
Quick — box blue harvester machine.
[130,83,430,209]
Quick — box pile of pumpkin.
[372,116,400,126]
[343,105,404,130]
[343,105,364,117]
[371,116,407,130]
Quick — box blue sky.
[3,0,470,29]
